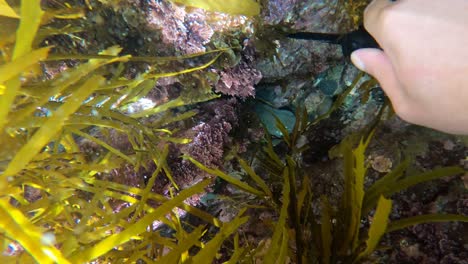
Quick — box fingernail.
[351,51,366,71]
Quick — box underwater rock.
[253,103,296,138]
[82,0,259,100]
[254,38,341,83]
[253,59,384,164]
[263,0,352,32]
[313,63,348,96]
[257,63,376,121]
[255,0,362,83]
[252,0,382,138]
[171,99,241,188]
[303,91,333,117]
[255,84,294,109]
[144,0,252,55]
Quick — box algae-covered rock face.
[81,0,261,101]
[86,0,251,55]
[254,60,381,139]
[295,64,354,119]
[254,0,365,83]
[314,64,349,96]
[250,0,384,139]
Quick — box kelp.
[262,168,290,264]
[170,0,260,16]
[0,0,43,132]
[0,199,70,263]
[330,0,371,29]
[186,209,249,264]
[337,133,373,254]
[387,213,468,233]
[355,195,392,262]
[0,0,19,18]
[191,95,467,263]
[362,164,464,215]
[185,155,265,197]
[68,179,211,262]
[0,0,254,262]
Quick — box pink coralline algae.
[215,61,262,99]
[189,121,233,167]
[145,0,250,55]
[215,42,262,99]
[171,99,239,187]
[146,0,211,54]
[185,99,238,168]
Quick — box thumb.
[350,48,406,106]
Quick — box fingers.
[360,0,410,112]
[350,48,410,117]
[363,0,398,38]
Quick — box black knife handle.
[287,25,381,58]
[341,25,381,57]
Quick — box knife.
[287,25,381,58]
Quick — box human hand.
[350,0,468,134]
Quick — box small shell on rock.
[370,155,393,173]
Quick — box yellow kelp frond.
[68,179,211,263]
[387,214,468,233]
[13,0,43,59]
[187,209,249,263]
[355,196,392,262]
[0,0,44,131]
[0,0,18,18]
[0,47,50,84]
[3,75,105,177]
[0,199,70,264]
[170,0,260,16]
[185,155,265,197]
[0,0,233,262]
[262,168,290,263]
